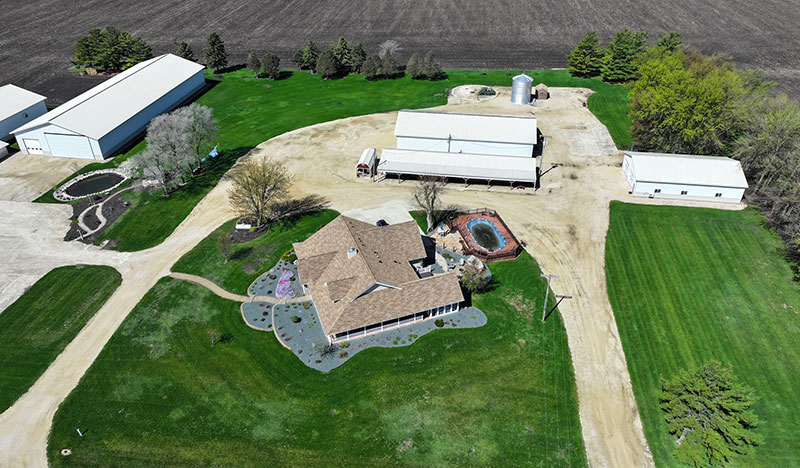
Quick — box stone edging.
[54,169,128,202]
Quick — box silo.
[510,73,534,105]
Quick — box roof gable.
[625,151,749,189]
[0,85,46,122]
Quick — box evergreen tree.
[329,36,352,73]
[567,31,604,77]
[381,52,400,78]
[423,51,444,80]
[292,49,305,69]
[362,55,382,80]
[660,361,762,467]
[601,29,648,82]
[293,40,319,72]
[246,52,261,76]
[406,52,424,79]
[203,32,228,72]
[261,53,281,80]
[175,41,195,62]
[73,27,152,72]
[351,42,367,74]
[657,32,683,53]
[315,49,340,78]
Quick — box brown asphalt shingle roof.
[293,215,465,336]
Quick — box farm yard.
[606,203,800,467]
[3,0,800,104]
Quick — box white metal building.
[379,148,537,184]
[0,141,8,159]
[393,110,537,157]
[12,54,205,160]
[623,151,748,203]
[0,84,47,141]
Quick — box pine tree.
[381,52,400,78]
[406,52,424,79]
[657,32,683,53]
[660,361,762,467]
[246,52,261,76]
[203,32,228,72]
[601,29,648,82]
[175,41,195,62]
[362,55,382,80]
[351,43,367,74]
[293,40,319,72]
[329,37,352,73]
[423,51,444,80]
[315,49,340,78]
[567,31,604,77]
[261,53,281,80]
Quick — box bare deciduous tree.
[174,103,219,170]
[413,177,446,232]
[208,328,219,347]
[227,158,293,227]
[377,39,401,58]
[217,232,232,263]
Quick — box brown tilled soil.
[3,0,800,103]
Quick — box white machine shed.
[13,54,205,160]
[379,148,537,184]
[0,84,47,142]
[394,110,537,157]
[623,151,748,203]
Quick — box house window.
[680,190,688,195]
[654,189,661,193]
[715,193,722,198]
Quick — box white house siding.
[631,181,744,203]
[17,124,83,157]
[0,101,47,141]
[96,71,205,158]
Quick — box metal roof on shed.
[625,151,749,189]
[378,148,537,182]
[0,85,45,122]
[13,54,204,140]
[394,110,537,145]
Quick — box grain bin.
[511,73,534,105]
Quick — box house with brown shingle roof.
[293,215,465,343]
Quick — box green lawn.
[605,202,800,468]
[36,69,629,251]
[410,210,429,233]
[49,251,585,467]
[172,209,339,295]
[0,265,121,413]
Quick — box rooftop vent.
[347,247,358,259]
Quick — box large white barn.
[623,151,748,203]
[13,54,205,160]
[0,84,47,142]
[378,110,539,185]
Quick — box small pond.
[466,218,507,252]
[65,173,124,197]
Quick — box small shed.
[535,83,549,100]
[623,151,748,203]
[0,85,47,142]
[356,148,377,177]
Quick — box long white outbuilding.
[13,54,205,160]
[0,84,47,142]
[623,151,748,203]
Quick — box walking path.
[0,87,746,468]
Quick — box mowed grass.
[0,265,121,413]
[605,202,800,468]
[171,209,339,295]
[48,251,586,467]
[36,68,629,251]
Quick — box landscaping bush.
[478,86,496,96]
[290,316,301,323]
[434,319,444,328]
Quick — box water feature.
[466,218,507,252]
[65,173,124,197]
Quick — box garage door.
[45,133,95,159]
[22,138,43,154]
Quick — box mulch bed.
[64,189,132,244]
[230,224,270,244]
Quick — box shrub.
[434,319,444,328]
[290,316,301,323]
[340,342,350,348]
[478,87,496,96]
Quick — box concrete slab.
[0,152,91,202]
[342,199,415,226]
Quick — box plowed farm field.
[2,0,799,103]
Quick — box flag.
[209,144,219,158]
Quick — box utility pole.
[540,273,559,322]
